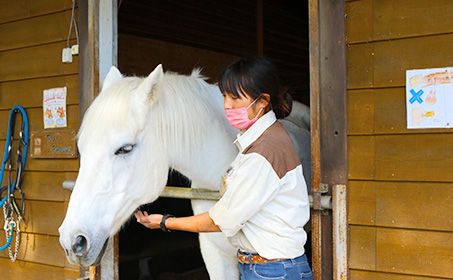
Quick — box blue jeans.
[238,252,313,280]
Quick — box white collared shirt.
[209,111,310,259]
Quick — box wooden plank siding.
[0,0,79,278]
[346,0,453,279]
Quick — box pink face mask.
[225,97,263,130]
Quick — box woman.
[135,56,312,279]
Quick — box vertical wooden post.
[309,0,347,279]
[78,0,99,124]
[78,0,118,279]
[308,0,322,278]
[333,184,348,280]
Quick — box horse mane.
[153,69,224,166]
[78,68,225,167]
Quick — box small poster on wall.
[43,87,67,129]
[406,67,453,129]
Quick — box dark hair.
[218,56,292,119]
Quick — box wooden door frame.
[77,0,348,279]
[78,0,119,279]
[309,0,348,279]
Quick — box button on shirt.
[209,111,310,259]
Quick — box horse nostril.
[72,235,88,256]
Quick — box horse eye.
[115,144,134,155]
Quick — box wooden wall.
[346,0,453,279]
[0,0,79,278]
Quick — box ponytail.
[271,88,292,119]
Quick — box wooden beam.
[309,0,347,279]
[308,1,322,278]
[78,0,99,124]
[78,0,118,279]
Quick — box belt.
[237,251,287,264]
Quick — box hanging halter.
[0,105,29,261]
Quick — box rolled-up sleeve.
[209,153,280,237]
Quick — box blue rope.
[0,224,14,251]
[0,105,29,207]
[0,105,28,251]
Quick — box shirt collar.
[234,110,277,152]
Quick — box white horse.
[59,64,310,279]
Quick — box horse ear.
[101,66,123,92]
[135,64,164,104]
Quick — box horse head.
[59,65,170,266]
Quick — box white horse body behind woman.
[59,65,310,279]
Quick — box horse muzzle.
[60,233,109,266]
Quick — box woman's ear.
[260,93,271,108]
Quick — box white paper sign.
[43,87,67,129]
[406,67,453,129]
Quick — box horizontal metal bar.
[161,186,222,201]
[162,186,332,210]
[62,181,332,209]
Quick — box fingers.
[134,211,163,230]
[134,211,144,221]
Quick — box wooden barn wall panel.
[346,43,374,89]
[21,171,77,202]
[347,89,375,135]
[373,87,408,134]
[0,258,78,280]
[345,0,373,44]
[346,0,453,43]
[348,36,453,90]
[348,180,375,226]
[0,0,78,276]
[376,228,453,278]
[375,182,452,231]
[348,136,375,180]
[349,225,376,270]
[349,181,452,232]
[373,34,453,88]
[375,134,453,182]
[374,87,449,135]
[0,41,78,83]
[0,74,79,110]
[373,0,453,41]
[348,134,453,182]
[348,34,453,89]
[347,1,453,278]
[0,233,66,267]
[348,87,451,135]
[22,201,67,236]
[350,226,453,278]
[350,270,452,280]
[0,105,79,140]
[0,9,78,52]
[0,0,73,24]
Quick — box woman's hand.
[134,211,163,229]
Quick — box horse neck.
[173,122,237,190]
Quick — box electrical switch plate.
[62,48,73,63]
[71,44,79,55]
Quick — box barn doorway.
[115,1,310,279]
